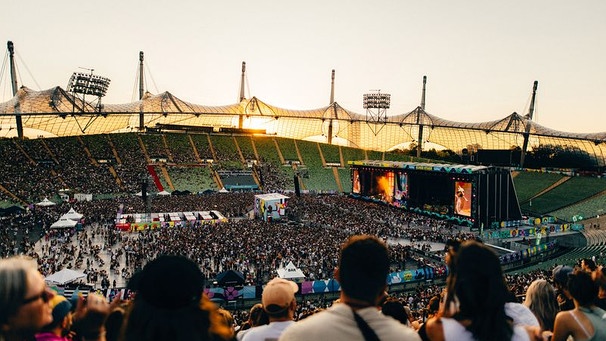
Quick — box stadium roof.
[1,86,606,167]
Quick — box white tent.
[61,208,83,221]
[50,217,78,229]
[36,198,56,207]
[158,190,171,196]
[277,261,306,282]
[45,268,86,285]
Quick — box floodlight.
[363,91,391,135]
[363,93,391,109]
[67,72,111,97]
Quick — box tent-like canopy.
[3,85,606,167]
[61,208,83,221]
[50,217,78,229]
[216,270,245,286]
[45,268,86,285]
[36,198,56,207]
[277,261,305,282]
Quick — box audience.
[552,265,575,312]
[423,241,537,341]
[0,256,110,341]
[120,255,233,341]
[242,278,297,341]
[0,256,54,341]
[279,235,420,341]
[34,294,73,341]
[235,304,268,341]
[551,270,606,341]
[523,279,558,332]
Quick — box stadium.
[1,41,605,333]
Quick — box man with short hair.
[279,235,420,341]
[242,277,298,341]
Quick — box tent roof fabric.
[45,268,86,285]
[36,198,56,206]
[62,208,83,220]
[51,217,78,229]
[2,86,606,166]
[277,261,305,279]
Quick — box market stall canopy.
[45,268,86,285]
[36,198,56,206]
[216,269,245,286]
[277,261,305,281]
[61,208,83,220]
[51,217,78,229]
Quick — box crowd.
[2,234,605,341]
[2,192,472,286]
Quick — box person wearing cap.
[34,295,73,341]
[552,265,575,311]
[242,278,298,341]
[279,235,420,341]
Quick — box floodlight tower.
[363,90,390,135]
[66,68,111,114]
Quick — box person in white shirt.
[279,235,420,341]
[242,277,298,341]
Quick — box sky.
[1,0,605,133]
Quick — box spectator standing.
[552,265,575,311]
[236,304,268,341]
[242,278,297,341]
[523,279,558,332]
[0,256,55,341]
[279,235,420,341]
[120,255,232,341]
[423,241,536,341]
[34,295,72,341]
[593,266,606,310]
[551,270,606,341]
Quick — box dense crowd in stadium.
[1,132,606,341]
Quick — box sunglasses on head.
[22,287,53,305]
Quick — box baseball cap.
[552,265,573,286]
[262,278,298,313]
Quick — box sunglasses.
[22,287,53,305]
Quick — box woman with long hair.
[423,241,536,341]
[523,279,558,332]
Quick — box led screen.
[454,181,472,217]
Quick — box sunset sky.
[1,0,604,133]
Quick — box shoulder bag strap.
[352,310,381,341]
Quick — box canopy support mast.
[138,51,145,131]
[416,75,427,157]
[8,41,24,139]
[520,81,538,168]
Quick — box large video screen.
[454,181,472,217]
[352,169,361,194]
[354,168,395,203]
[393,172,408,207]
